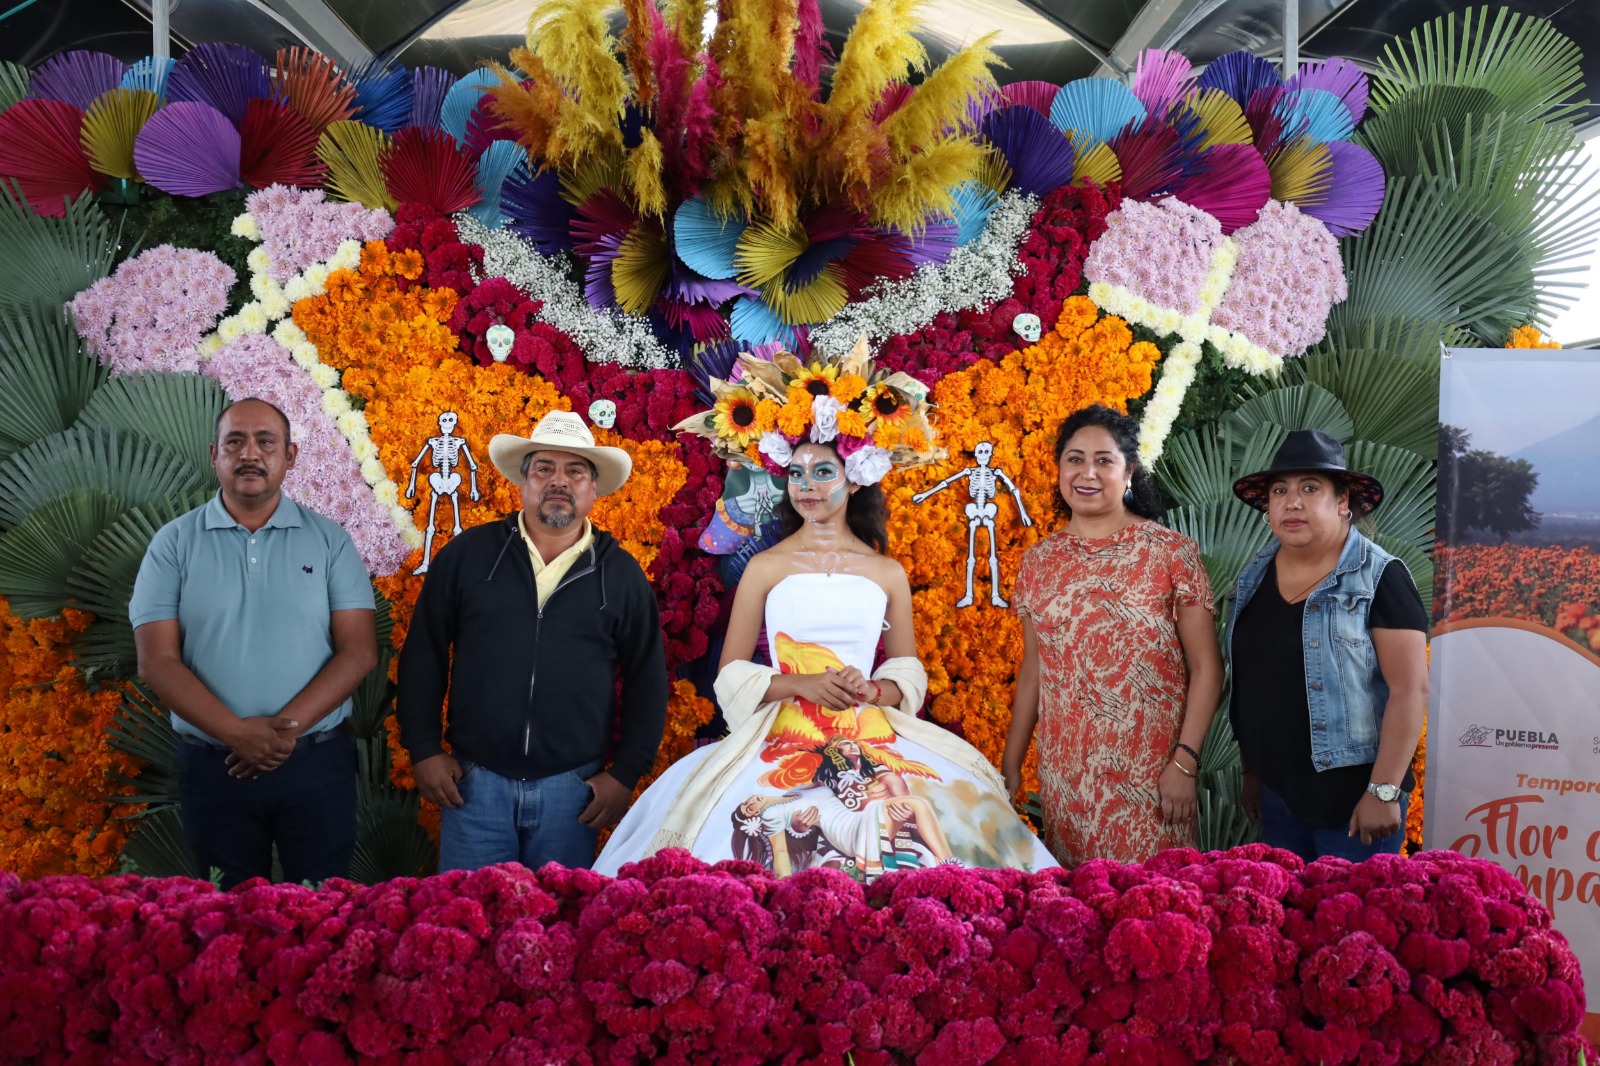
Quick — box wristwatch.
[1366,781,1402,803]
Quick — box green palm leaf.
[349,736,435,883]
[0,184,118,319]
[1224,383,1354,442]
[77,372,228,477]
[1166,498,1275,610]
[1360,85,1503,177]
[0,309,108,464]
[0,491,125,617]
[0,426,209,530]
[1316,317,1470,364]
[117,807,204,879]
[350,648,396,740]
[1197,762,1259,851]
[1286,348,1440,458]
[1347,440,1437,608]
[0,61,28,112]
[1152,427,1238,507]
[107,680,180,799]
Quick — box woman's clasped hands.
[793,666,873,710]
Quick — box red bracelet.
[866,680,883,705]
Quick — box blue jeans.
[1259,782,1408,863]
[439,758,603,872]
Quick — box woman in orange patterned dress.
[1002,405,1223,865]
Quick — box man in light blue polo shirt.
[130,397,377,888]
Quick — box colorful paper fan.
[465,92,519,156]
[571,188,638,257]
[1196,51,1282,108]
[1287,57,1369,125]
[999,80,1059,117]
[0,99,103,216]
[687,339,741,404]
[784,206,870,290]
[764,266,848,325]
[1243,86,1292,157]
[347,59,412,134]
[674,196,747,280]
[121,57,175,100]
[273,47,357,135]
[1132,49,1194,115]
[133,101,243,197]
[80,88,160,180]
[982,105,1075,197]
[837,230,916,297]
[409,66,455,129]
[1177,89,1253,149]
[441,69,498,145]
[1073,140,1122,185]
[871,82,916,124]
[1049,77,1147,144]
[660,299,731,345]
[1266,138,1332,205]
[503,167,576,254]
[468,140,530,227]
[239,98,326,189]
[29,51,126,111]
[1298,140,1385,237]
[661,259,752,309]
[1169,143,1272,234]
[316,120,394,209]
[611,224,671,315]
[906,217,958,266]
[381,126,481,214]
[166,43,272,128]
[735,218,808,289]
[949,180,998,245]
[584,232,624,308]
[730,294,797,347]
[1108,119,1195,201]
[1275,88,1355,145]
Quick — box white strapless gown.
[596,574,1057,880]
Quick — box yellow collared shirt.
[517,514,595,609]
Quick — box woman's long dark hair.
[773,444,889,554]
[1053,404,1164,521]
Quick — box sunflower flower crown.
[674,337,943,487]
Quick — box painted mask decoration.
[485,323,516,362]
[1012,313,1042,343]
[588,399,618,429]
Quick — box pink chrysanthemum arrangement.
[1210,200,1348,358]
[1082,197,1226,316]
[241,185,393,284]
[68,246,235,374]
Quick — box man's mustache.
[234,465,267,477]
[540,490,573,504]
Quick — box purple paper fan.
[906,217,959,266]
[1132,49,1193,116]
[981,104,1075,197]
[134,101,244,196]
[1288,57,1369,125]
[1196,51,1282,108]
[584,232,625,309]
[999,81,1059,118]
[1169,144,1272,234]
[28,51,126,111]
[410,67,455,129]
[166,43,271,128]
[503,167,577,255]
[1299,140,1385,237]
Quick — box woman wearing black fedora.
[1226,429,1428,862]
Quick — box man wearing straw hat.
[397,410,668,871]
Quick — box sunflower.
[861,383,911,426]
[712,389,764,448]
[790,362,839,400]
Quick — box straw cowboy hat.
[488,410,632,497]
[1232,428,1385,516]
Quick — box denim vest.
[1225,527,1398,770]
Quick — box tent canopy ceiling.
[5,0,1595,130]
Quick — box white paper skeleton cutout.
[588,399,618,429]
[912,441,1033,607]
[485,323,516,362]
[405,411,481,574]
[1012,313,1042,343]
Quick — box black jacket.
[396,517,668,788]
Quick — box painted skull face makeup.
[787,445,852,521]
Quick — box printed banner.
[1428,347,1600,1014]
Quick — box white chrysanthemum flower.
[320,389,352,416]
[237,303,269,334]
[291,342,321,368]
[304,264,330,288]
[310,363,340,388]
[273,320,307,347]
[350,436,378,462]
[197,333,225,358]
[231,213,261,240]
[217,317,245,342]
[336,410,368,437]
[283,276,310,303]
[373,481,400,506]
[246,247,271,274]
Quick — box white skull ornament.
[485,323,516,362]
[1012,313,1042,343]
[588,399,618,430]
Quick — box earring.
[1123,486,1135,503]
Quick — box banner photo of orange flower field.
[1429,347,1600,1020]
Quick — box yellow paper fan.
[734,218,808,289]
[1267,138,1332,204]
[560,151,626,207]
[1074,140,1123,185]
[316,120,395,209]
[610,225,670,315]
[1180,88,1253,149]
[80,88,160,180]
[975,146,1013,194]
[762,266,849,326]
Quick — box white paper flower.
[809,395,843,443]
[759,431,793,468]
[844,446,894,486]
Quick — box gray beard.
[537,506,575,529]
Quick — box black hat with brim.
[1232,429,1385,515]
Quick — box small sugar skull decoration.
[1012,313,1042,344]
[485,323,516,362]
[588,399,618,430]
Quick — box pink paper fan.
[1299,140,1385,237]
[1132,50,1194,115]
[0,99,103,216]
[1109,120,1188,201]
[999,81,1060,118]
[133,101,244,197]
[28,50,126,111]
[1169,144,1272,234]
[1288,57,1369,125]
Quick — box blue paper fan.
[674,196,746,280]
[441,68,499,145]
[1048,77,1147,143]
[949,180,998,245]
[1195,51,1281,107]
[503,167,576,254]
[409,67,456,129]
[468,140,530,227]
[730,296,797,347]
[166,42,271,128]
[30,50,125,110]
[1274,88,1356,145]
[348,59,412,134]
[121,57,175,100]
[983,105,1075,197]
[1288,57,1369,125]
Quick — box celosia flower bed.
[0,848,1588,1064]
